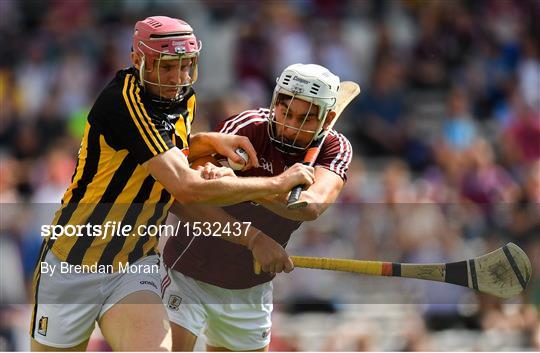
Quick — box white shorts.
[30,251,161,348]
[162,269,273,351]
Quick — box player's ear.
[131,52,141,70]
[323,111,336,129]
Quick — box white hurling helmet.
[268,63,340,154]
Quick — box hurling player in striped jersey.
[162,64,353,351]
[30,17,315,351]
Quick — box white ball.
[227,148,249,170]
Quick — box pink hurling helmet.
[133,16,201,103]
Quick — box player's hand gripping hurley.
[287,81,361,209]
[254,243,531,299]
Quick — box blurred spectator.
[0,236,26,304]
[478,294,539,347]
[470,35,515,120]
[11,122,40,161]
[460,139,519,218]
[433,87,478,185]
[534,321,540,350]
[517,35,540,110]
[0,156,21,204]
[352,160,415,260]
[34,87,67,151]
[323,321,375,351]
[353,60,407,157]
[409,3,448,89]
[277,224,342,314]
[314,20,359,81]
[14,42,57,119]
[203,90,255,131]
[234,16,274,90]
[268,3,314,78]
[268,330,300,352]
[441,88,478,151]
[399,314,433,351]
[439,3,475,76]
[499,92,540,174]
[31,147,75,202]
[483,0,525,64]
[56,50,95,117]
[0,70,19,151]
[507,160,540,248]
[525,240,540,308]
[381,159,415,204]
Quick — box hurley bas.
[40,261,159,276]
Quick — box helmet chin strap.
[138,57,146,89]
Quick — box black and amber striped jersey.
[46,67,196,268]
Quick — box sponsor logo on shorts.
[38,316,48,336]
[140,280,158,290]
[168,295,182,311]
[262,329,270,339]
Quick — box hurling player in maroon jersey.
[162,64,353,351]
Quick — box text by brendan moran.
[40,261,159,276]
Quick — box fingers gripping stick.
[287,81,361,209]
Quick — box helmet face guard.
[268,92,325,155]
[133,16,202,104]
[136,42,201,101]
[268,64,339,155]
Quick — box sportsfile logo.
[40,222,177,239]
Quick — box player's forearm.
[147,148,313,206]
[170,201,259,248]
[176,174,283,205]
[255,192,327,221]
[257,168,342,221]
[187,132,220,161]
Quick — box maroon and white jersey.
[163,108,353,289]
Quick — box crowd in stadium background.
[0,0,539,351]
